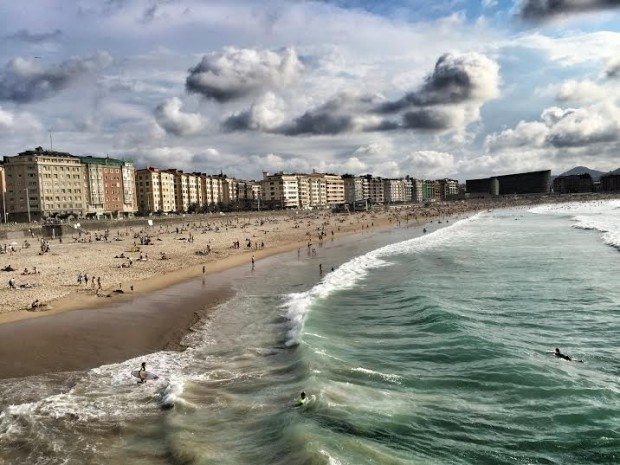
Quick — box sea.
[0,199,618,465]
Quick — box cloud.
[544,104,620,147]
[555,79,607,102]
[155,97,204,136]
[269,92,384,135]
[517,0,620,21]
[486,102,620,150]
[0,51,113,103]
[186,47,302,102]
[377,52,500,113]
[486,120,549,151]
[0,105,42,133]
[222,92,286,131]
[228,52,499,136]
[4,29,62,43]
[605,56,620,78]
[400,151,456,178]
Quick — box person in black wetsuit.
[555,348,571,360]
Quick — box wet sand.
[0,272,233,380]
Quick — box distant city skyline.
[0,1,618,181]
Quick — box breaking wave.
[281,214,482,346]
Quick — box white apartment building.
[136,168,176,212]
[261,173,300,208]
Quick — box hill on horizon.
[558,166,606,181]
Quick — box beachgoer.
[251,256,255,271]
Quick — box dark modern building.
[552,174,594,194]
[600,173,620,192]
[466,170,551,196]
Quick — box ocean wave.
[282,213,482,347]
[351,367,402,384]
[530,200,620,251]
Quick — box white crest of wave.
[282,213,482,346]
[530,199,620,250]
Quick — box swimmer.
[296,391,307,406]
[554,348,583,362]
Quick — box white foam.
[282,214,482,346]
[351,367,402,384]
[530,200,620,250]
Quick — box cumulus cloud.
[0,51,113,103]
[544,104,619,147]
[486,102,620,151]
[377,52,500,113]
[222,92,286,131]
[517,0,620,21]
[4,29,62,43]
[232,52,500,136]
[255,92,389,136]
[556,79,607,102]
[186,47,302,102]
[155,97,204,136]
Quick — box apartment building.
[342,174,365,204]
[3,147,87,220]
[261,172,300,208]
[437,178,459,199]
[383,178,409,203]
[135,167,176,213]
[80,156,137,216]
[409,178,424,202]
[169,170,202,212]
[322,173,345,205]
[422,180,441,201]
[368,176,385,204]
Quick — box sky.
[0,0,618,181]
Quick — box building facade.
[260,173,300,208]
[135,167,176,213]
[600,173,620,192]
[437,179,459,199]
[552,174,594,194]
[3,147,87,220]
[80,156,137,216]
[466,170,551,196]
[0,165,5,221]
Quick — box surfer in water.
[554,348,582,362]
[296,391,307,406]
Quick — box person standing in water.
[138,362,148,384]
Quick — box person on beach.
[251,256,255,271]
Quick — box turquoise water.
[1,202,618,464]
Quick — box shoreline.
[0,215,415,380]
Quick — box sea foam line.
[282,213,482,346]
[530,200,620,251]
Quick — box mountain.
[558,166,605,181]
